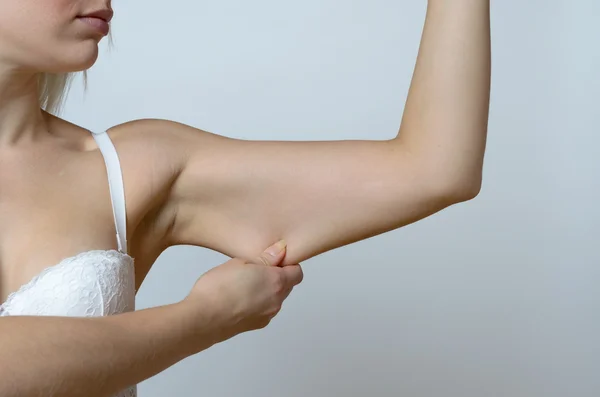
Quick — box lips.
[77,9,113,36]
[80,9,114,23]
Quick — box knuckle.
[257,318,271,329]
[297,267,304,283]
[267,304,282,319]
[265,295,283,316]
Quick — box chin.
[47,41,99,73]
[74,49,99,71]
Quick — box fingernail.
[265,240,287,257]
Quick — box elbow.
[428,170,483,205]
[452,176,483,202]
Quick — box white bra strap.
[91,130,128,254]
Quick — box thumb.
[256,240,287,266]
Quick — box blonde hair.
[38,72,84,115]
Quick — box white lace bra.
[0,130,137,397]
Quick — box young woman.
[0,1,491,396]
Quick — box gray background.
[63,1,599,396]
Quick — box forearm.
[396,0,491,195]
[0,303,216,397]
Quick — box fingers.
[255,239,287,267]
[276,266,303,309]
[281,264,304,287]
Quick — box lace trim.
[0,250,132,310]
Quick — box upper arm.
[148,119,478,266]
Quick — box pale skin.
[0,0,491,396]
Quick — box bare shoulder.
[102,119,208,270]
[107,117,238,196]
[105,118,210,180]
[108,118,223,145]
[107,118,191,154]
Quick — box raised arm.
[125,0,491,265]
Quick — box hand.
[182,240,303,343]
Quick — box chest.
[0,144,171,302]
[0,147,121,249]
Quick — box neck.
[0,63,49,146]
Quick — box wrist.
[172,299,230,354]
